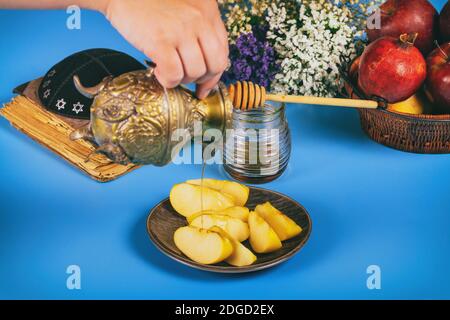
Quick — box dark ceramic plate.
[147,187,312,273]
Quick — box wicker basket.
[340,57,450,154]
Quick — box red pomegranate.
[358,34,427,103]
[366,0,439,55]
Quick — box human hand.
[103,0,229,99]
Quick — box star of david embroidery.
[56,98,66,110]
[72,102,84,114]
[42,80,51,88]
[43,89,51,99]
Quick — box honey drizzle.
[200,149,206,229]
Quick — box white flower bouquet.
[219,0,383,97]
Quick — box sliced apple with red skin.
[169,183,235,218]
[255,202,302,241]
[210,226,257,267]
[248,211,282,253]
[186,179,250,206]
[190,214,250,242]
[187,207,250,223]
[173,226,233,264]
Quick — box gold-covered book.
[0,79,139,182]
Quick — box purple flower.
[222,32,279,90]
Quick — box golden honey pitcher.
[71,62,233,166]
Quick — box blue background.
[0,0,449,300]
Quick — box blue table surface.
[1,1,449,300]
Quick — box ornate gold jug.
[71,63,233,166]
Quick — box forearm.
[0,0,109,13]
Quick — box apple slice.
[186,179,250,206]
[248,211,282,253]
[220,181,250,207]
[190,214,250,242]
[221,206,250,221]
[173,226,233,265]
[210,226,257,267]
[255,202,302,241]
[169,183,235,218]
[187,206,250,224]
[187,178,225,190]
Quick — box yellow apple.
[186,179,250,206]
[190,214,250,242]
[173,226,233,264]
[187,206,250,224]
[210,226,257,267]
[255,202,302,241]
[248,211,282,253]
[169,183,235,218]
[388,91,432,115]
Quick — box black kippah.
[38,48,145,120]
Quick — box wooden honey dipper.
[228,81,379,110]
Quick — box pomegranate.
[366,0,438,55]
[358,34,427,103]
